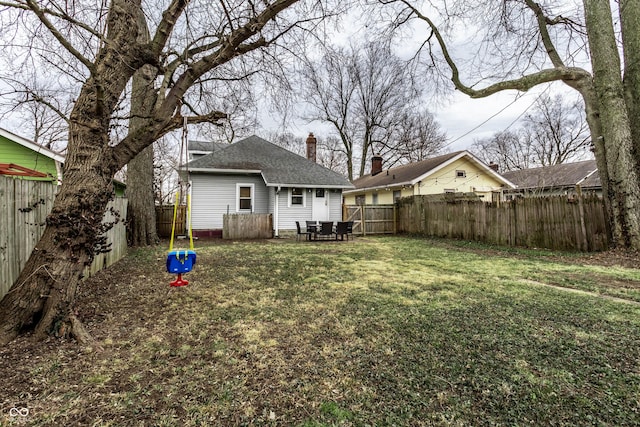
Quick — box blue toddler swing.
[166,117,196,287]
[166,190,196,287]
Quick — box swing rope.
[169,116,194,252]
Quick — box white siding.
[192,176,345,232]
[276,187,344,231]
[191,173,268,229]
[277,187,312,230]
[328,189,343,220]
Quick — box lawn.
[1,236,639,426]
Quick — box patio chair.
[319,221,334,239]
[344,221,354,240]
[295,221,311,241]
[334,221,349,241]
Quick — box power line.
[443,85,552,149]
[442,94,524,149]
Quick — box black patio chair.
[346,221,354,240]
[295,221,311,241]
[334,221,349,241]
[319,221,334,239]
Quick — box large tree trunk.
[0,0,142,345]
[127,145,159,246]
[0,0,310,345]
[584,0,640,248]
[571,81,614,243]
[620,0,640,172]
[0,137,115,345]
[126,10,159,247]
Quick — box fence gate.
[343,205,396,235]
[156,205,186,238]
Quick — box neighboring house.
[185,134,354,237]
[0,126,126,195]
[501,160,601,198]
[0,127,64,182]
[344,151,515,205]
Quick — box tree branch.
[151,0,190,57]
[398,0,592,98]
[524,0,565,67]
[24,0,94,71]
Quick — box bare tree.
[385,109,447,167]
[126,6,159,247]
[471,130,536,172]
[299,39,424,179]
[264,130,349,175]
[379,0,640,249]
[153,137,181,206]
[0,0,340,345]
[521,94,591,167]
[263,130,306,156]
[317,134,349,176]
[0,76,71,152]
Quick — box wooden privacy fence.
[397,194,609,251]
[223,213,273,239]
[0,176,128,300]
[343,205,396,235]
[156,205,186,237]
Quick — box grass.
[1,235,639,426]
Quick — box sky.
[253,3,581,156]
[0,1,583,159]
[433,87,553,152]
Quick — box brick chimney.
[371,154,383,176]
[306,133,317,163]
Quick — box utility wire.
[443,85,552,149]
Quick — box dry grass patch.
[1,236,639,426]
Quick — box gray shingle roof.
[350,151,464,190]
[186,135,353,189]
[188,140,228,153]
[501,160,600,190]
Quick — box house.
[0,126,126,195]
[0,127,64,182]
[185,134,354,237]
[343,151,515,205]
[501,160,601,198]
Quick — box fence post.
[393,203,397,234]
[362,205,366,236]
[576,185,588,251]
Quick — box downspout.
[274,186,280,237]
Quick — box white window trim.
[236,183,255,212]
[289,187,307,207]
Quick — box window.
[372,193,379,205]
[316,189,325,198]
[456,170,466,178]
[291,188,304,206]
[237,184,254,212]
[393,190,401,202]
[355,195,365,206]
